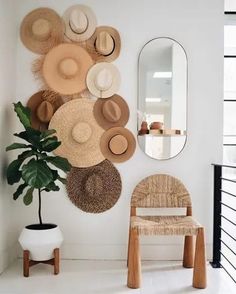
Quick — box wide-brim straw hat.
[27,91,63,131]
[66,160,122,213]
[100,127,136,163]
[86,26,121,62]
[63,5,97,42]
[93,95,129,130]
[86,62,121,98]
[42,43,94,96]
[20,8,64,54]
[49,98,105,167]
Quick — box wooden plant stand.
[23,248,60,277]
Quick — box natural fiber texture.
[131,174,191,208]
[131,216,201,236]
[66,160,122,213]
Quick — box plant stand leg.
[127,226,131,267]
[183,235,194,268]
[54,248,60,275]
[23,250,30,277]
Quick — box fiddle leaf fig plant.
[6,102,71,225]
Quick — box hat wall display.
[100,127,136,163]
[20,8,64,54]
[63,5,97,42]
[66,160,122,213]
[49,99,105,167]
[27,91,63,130]
[42,43,94,96]
[86,62,121,98]
[93,95,129,130]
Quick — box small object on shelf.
[150,121,163,130]
[149,129,186,136]
[138,121,149,135]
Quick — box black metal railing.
[211,164,236,283]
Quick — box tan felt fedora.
[20,8,64,54]
[49,98,105,167]
[93,95,129,130]
[100,127,136,163]
[27,91,63,131]
[86,26,121,62]
[86,62,121,98]
[42,43,94,96]
[66,160,122,213]
[63,5,97,42]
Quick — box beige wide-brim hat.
[27,91,63,131]
[20,8,64,54]
[49,99,105,167]
[100,127,136,163]
[93,95,129,130]
[86,26,121,62]
[42,43,94,96]
[63,5,97,42]
[86,62,121,98]
[66,160,122,213]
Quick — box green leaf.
[14,128,42,150]
[6,159,23,185]
[46,156,71,172]
[22,159,53,189]
[13,183,28,200]
[14,102,31,129]
[18,150,35,161]
[40,129,56,140]
[45,182,60,192]
[58,177,67,185]
[41,136,61,152]
[6,143,30,151]
[23,187,34,205]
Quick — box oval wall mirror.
[138,37,187,160]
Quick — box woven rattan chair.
[127,174,206,289]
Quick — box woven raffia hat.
[49,98,105,167]
[86,62,121,98]
[20,8,64,54]
[42,43,94,96]
[63,5,97,42]
[27,91,63,131]
[66,160,122,213]
[93,95,129,130]
[100,127,136,163]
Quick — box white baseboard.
[0,243,18,274]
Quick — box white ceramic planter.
[18,224,63,261]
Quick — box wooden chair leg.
[127,228,141,289]
[127,226,131,267]
[193,228,207,289]
[23,250,30,277]
[183,235,194,268]
[54,248,60,275]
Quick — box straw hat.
[20,8,64,54]
[93,95,129,130]
[100,127,136,163]
[63,5,97,42]
[86,26,121,62]
[27,91,63,131]
[66,160,122,213]
[42,43,94,95]
[49,99,105,167]
[86,62,121,98]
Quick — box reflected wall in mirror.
[138,37,187,160]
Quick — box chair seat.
[131,215,202,236]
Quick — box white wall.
[11,0,224,260]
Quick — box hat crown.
[36,101,54,123]
[109,134,128,155]
[102,100,121,122]
[95,68,113,91]
[85,174,103,197]
[72,122,92,144]
[32,18,51,41]
[69,9,88,34]
[58,58,79,79]
[95,31,114,56]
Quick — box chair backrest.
[131,174,191,208]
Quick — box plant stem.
[38,188,42,225]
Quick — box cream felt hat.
[63,5,97,42]
[49,99,105,167]
[20,8,64,54]
[86,62,121,98]
[100,127,136,163]
[93,95,129,130]
[42,43,94,96]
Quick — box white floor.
[0,260,235,294]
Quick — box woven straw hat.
[20,8,64,54]
[86,26,121,62]
[100,127,136,163]
[66,160,122,213]
[86,62,121,98]
[27,91,63,131]
[42,43,94,95]
[49,99,105,167]
[93,95,129,130]
[63,5,97,42]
